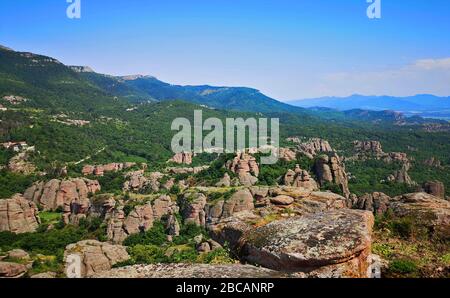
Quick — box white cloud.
[308,57,450,98]
[413,58,450,70]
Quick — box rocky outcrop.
[64,240,130,278]
[278,148,297,162]
[168,152,194,165]
[354,192,391,215]
[383,152,410,166]
[424,157,442,168]
[0,261,28,278]
[240,209,374,277]
[82,163,136,176]
[206,189,255,226]
[387,164,414,185]
[215,173,232,187]
[107,195,179,243]
[390,193,450,239]
[180,192,207,227]
[314,153,350,198]
[422,181,445,199]
[8,152,36,175]
[24,178,101,212]
[0,194,40,234]
[90,263,287,278]
[295,138,333,159]
[165,214,180,236]
[166,166,209,175]
[226,153,259,186]
[284,165,319,191]
[122,171,166,193]
[353,141,384,157]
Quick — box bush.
[200,248,234,265]
[389,259,418,274]
[123,221,167,246]
[127,244,167,264]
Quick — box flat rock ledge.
[241,209,374,277]
[90,263,287,278]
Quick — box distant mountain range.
[1,44,448,124]
[71,66,307,114]
[289,94,450,119]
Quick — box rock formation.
[166,166,209,175]
[64,240,130,277]
[0,194,40,233]
[353,141,384,157]
[205,189,255,226]
[82,162,136,176]
[180,192,207,227]
[168,152,194,165]
[217,209,374,277]
[295,138,334,159]
[91,263,287,278]
[107,195,179,243]
[226,153,259,186]
[354,192,391,215]
[24,178,101,212]
[122,171,166,193]
[215,173,232,187]
[424,157,442,168]
[314,153,350,198]
[390,193,450,239]
[0,261,28,278]
[284,165,319,191]
[8,152,36,175]
[422,181,445,199]
[387,164,415,185]
[278,147,297,162]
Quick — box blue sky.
[1,0,450,100]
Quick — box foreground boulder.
[0,194,40,233]
[64,240,130,277]
[90,263,287,278]
[241,209,374,277]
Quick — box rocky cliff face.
[0,194,40,234]
[24,178,101,212]
[313,153,350,198]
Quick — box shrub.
[127,244,167,264]
[123,221,167,246]
[389,259,418,274]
